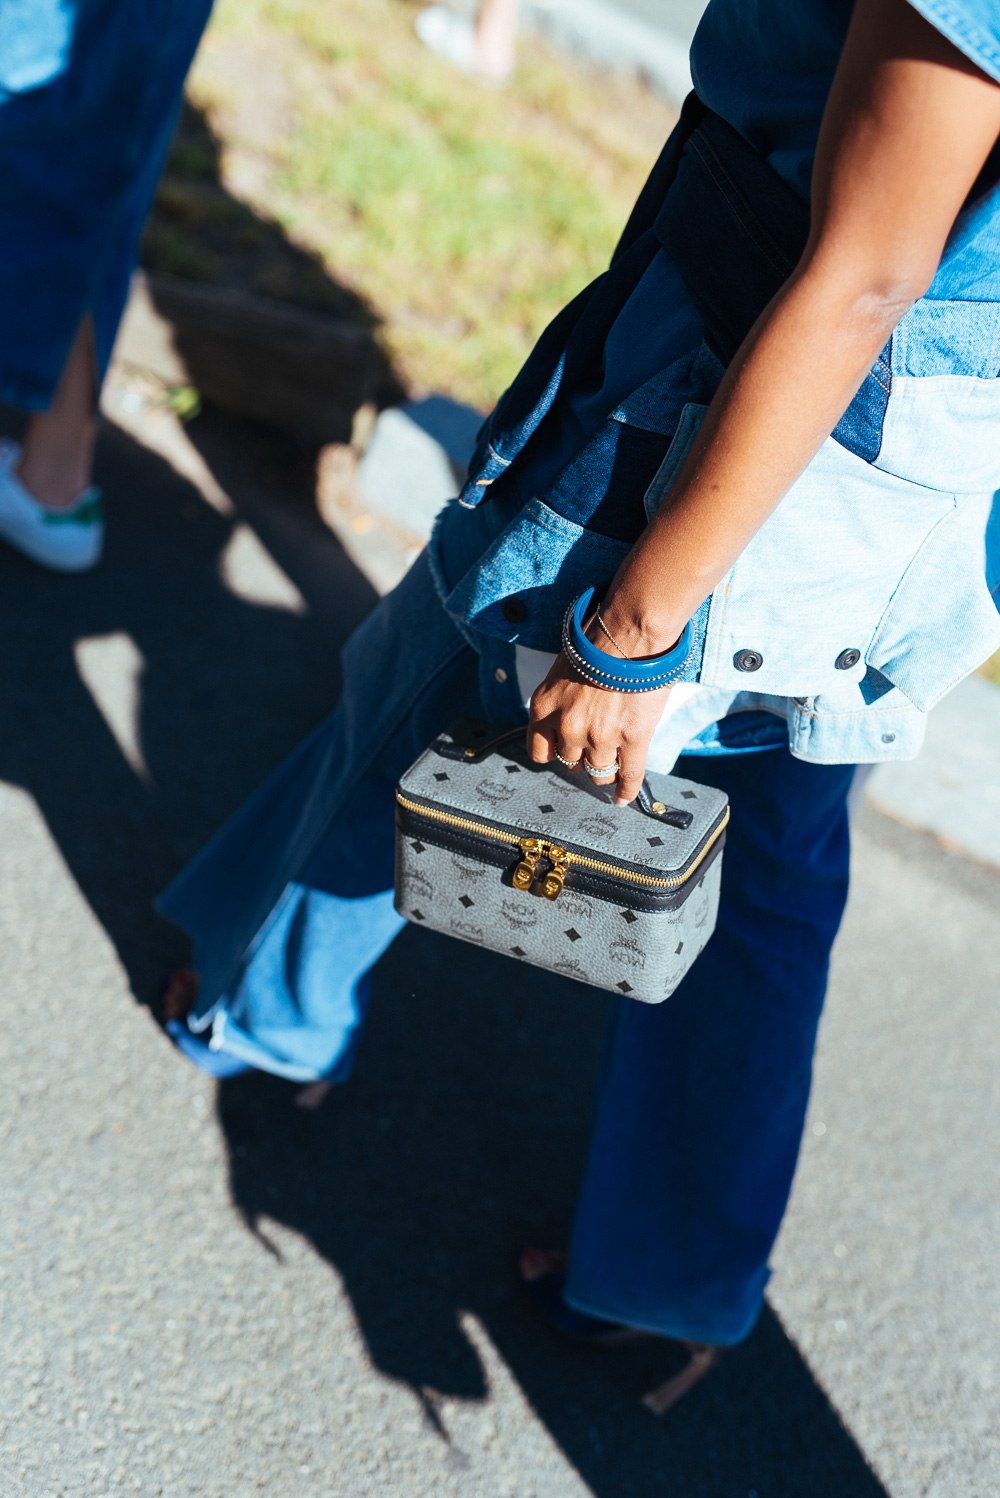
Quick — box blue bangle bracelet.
[562,587,694,692]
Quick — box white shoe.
[415,6,481,73]
[0,439,104,573]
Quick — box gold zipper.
[396,791,729,898]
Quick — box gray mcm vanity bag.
[394,719,729,1004]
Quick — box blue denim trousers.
[160,505,854,1345]
[0,0,213,406]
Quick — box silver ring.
[584,759,620,779]
[556,752,582,767]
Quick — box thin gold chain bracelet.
[595,609,632,660]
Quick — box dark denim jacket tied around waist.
[432,96,1000,765]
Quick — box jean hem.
[561,1283,762,1348]
[205,1011,359,1084]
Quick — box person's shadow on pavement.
[0,394,888,1498]
[217,920,890,1498]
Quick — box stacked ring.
[584,760,620,779]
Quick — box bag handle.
[436,720,694,829]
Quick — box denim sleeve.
[906,0,1000,83]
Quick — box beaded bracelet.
[561,587,694,693]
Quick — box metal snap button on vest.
[502,596,527,624]
[881,731,896,744]
[494,667,508,683]
[733,649,763,672]
[835,648,861,670]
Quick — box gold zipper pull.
[540,845,569,900]
[513,838,544,891]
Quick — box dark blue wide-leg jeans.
[161,527,854,1346]
[565,747,853,1345]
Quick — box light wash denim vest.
[437,22,1000,766]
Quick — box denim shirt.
[434,3,1000,767]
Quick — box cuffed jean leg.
[158,549,507,1081]
[564,746,855,1346]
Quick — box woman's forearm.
[529,0,1000,804]
[598,0,1000,658]
[598,266,910,654]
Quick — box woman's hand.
[527,649,672,807]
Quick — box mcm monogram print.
[475,777,516,805]
[553,892,590,920]
[406,869,435,902]
[554,956,587,981]
[576,813,620,841]
[451,918,485,943]
[610,937,646,970]
[499,897,540,931]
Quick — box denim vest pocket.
[865,491,1000,711]
[875,374,1000,494]
[539,419,672,542]
[873,298,1000,492]
[699,438,965,696]
[440,497,635,653]
[644,402,708,521]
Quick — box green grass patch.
[145,0,676,410]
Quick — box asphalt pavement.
[1,392,999,1498]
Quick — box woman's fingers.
[554,746,587,771]
[614,753,646,807]
[527,685,554,762]
[584,752,620,784]
[527,720,555,763]
[528,677,588,767]
[527,658,665,802]
[528,719,589,770]
[534,725,649,801]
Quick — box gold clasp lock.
[513,838,544,890]
[515,838,569,899]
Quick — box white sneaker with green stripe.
[0,439,104,573]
